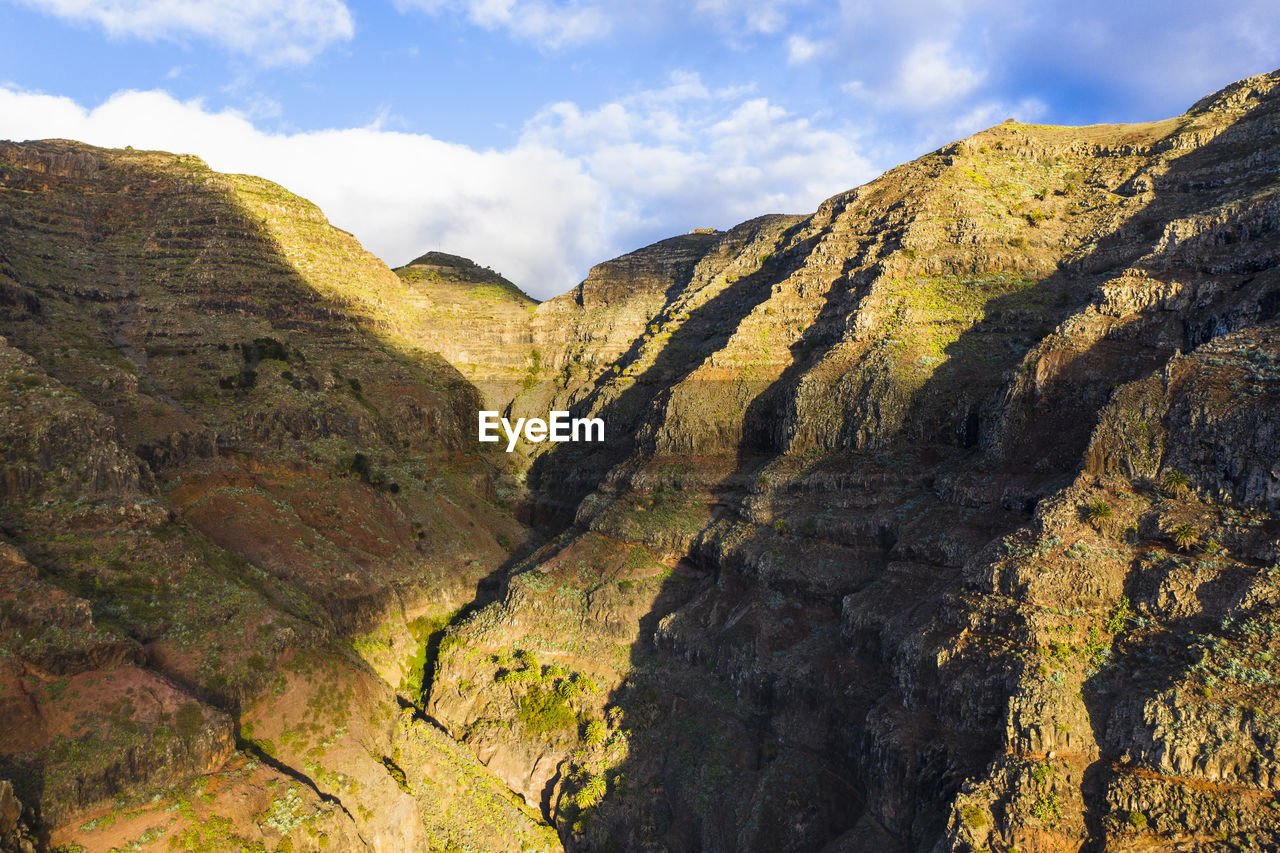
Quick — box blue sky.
[1,1,1277,299]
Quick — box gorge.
[2,67,1280,853]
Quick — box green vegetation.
[1083,499,1113,524]
[1083,626,1111,672]
[582,719,608,746]
[517,685,578,737]
[170,815,266,852]
[380,756,413,795]
[960,803,988,830]
[218,369,257,390]
[240,336,291,365]
[521,348,543,391]
[398,610,461,702]
[1027,762,1061,825]
[1162,469,1192,497]
[571,773,607,810]
[1031,790,1062,823]
[1106,597,1133,635]
[343,451,399,492]
[491,650,600,740]
[874,271,1053,407]
[1170,523,1200,552]
[467,283,524,303]
[175,703,205,741]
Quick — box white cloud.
[895,40,985,110]
[786,34,826,65]
[943,96,1046,140]
[834,30,1007,160]
[394,0,814,48]
[9,0,354,65]
[522,72,873,236]
[0,79,874,299]
[694,0,805,37]
[393,0,610,48]
[825,0,1280,126]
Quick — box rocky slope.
[3,66,1279,853]
[417,69,1280,852]
[392,251,539,410]
[0,141,556,851]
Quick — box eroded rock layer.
[3,66,1280,853]
[419,70,1280,853]
[0,141,557,852]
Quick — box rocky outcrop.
[0,781,37,853]
[392,251,539,409]
[0,140,551,850]
[421,68,1280,853]
[4,67,1280,853]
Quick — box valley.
[2,68,1280,853]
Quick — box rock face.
[393,251,539,408]
[4,67,1280,853]
[418,69,1280,853]
[0,780,38,853]
[0,141,556,850]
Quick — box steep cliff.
[0,141,556,851]
[421,69,1280,853]
[3,65,1279,853]
[392,251,538,409]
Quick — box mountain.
[392,251,538,410]
[1,68,1279,853]
[0,140,555,851]
[406,69,1280,852]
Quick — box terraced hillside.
[416,70,1280,852]
[393,252,538,410]
[2,66,1279,853]
[0,141,556,852]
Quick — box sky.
[0,1,1277,299]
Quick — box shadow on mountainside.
[522,82,1280,851]
[522,215,818,517]
[0,140,531,829]
[1079,547,1280,852]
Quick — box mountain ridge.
[0,137,556,851]
[0,67,1278,852]
[412,67,1280,851]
